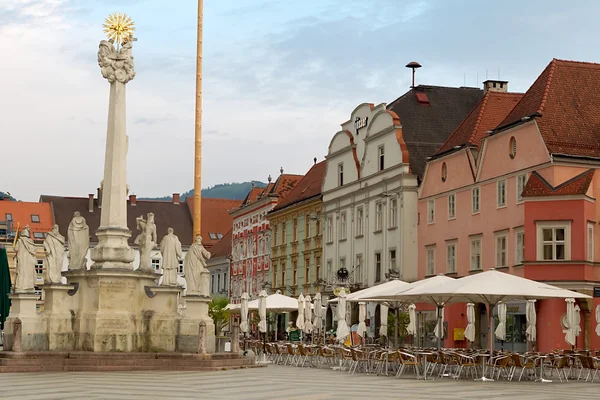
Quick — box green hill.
[140,181,267,201]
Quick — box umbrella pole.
[395,308,399,349]
[436,305,442,350]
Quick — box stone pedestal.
[142,285,183,352]
[39,283,76,350]
[4,293,46,351]
[178,295,215,353]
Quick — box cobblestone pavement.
[0,364,599,400]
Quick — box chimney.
[97,187,102,209]
[173,193,180,205]
[88,194,94,213]
[483,80,508,94]
[129,194,137,206]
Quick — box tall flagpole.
[193,0,203,238]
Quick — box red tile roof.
[271,161,326,212]
[210,228,232,258]
[239,174,304,209]
[498,59,600,158]
[521,169,594,197]
[436,91,523,155]
[241,187,264,206]
[185,197,242,248]
[0,200,53,240]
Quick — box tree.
[208,296,231,336]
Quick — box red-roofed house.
[206,229,232,297]
[229,172,304,303]
[419,61,600,352]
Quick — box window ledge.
[425,274,435,278]
[373,229,383,234]
[445,272,458,277]
[428,221,435,225]
[497,204,507,209]
[355,234,365,239]
[513,263,524,268]
[387,226,398,231]
[326,241,334,245]
[495,265,509,270]
[468,269,483,274]
[339,238,347,243]
[448,216,456,221]
[472,210,480,215]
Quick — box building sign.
[354,116,368,132]
[594,287,600,298]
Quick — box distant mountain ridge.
[140,181,267,201]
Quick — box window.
[209,233,217,240]
[472,187,480,214]
[516,230,524,265]
[338,163,344,186]
[316,218,321,236]
[31,214,40,223]
[509,136,517,159]
[448,194,456,219]
[517,173,527,203]
[495,234,507,267]
[378,145,385,171]
[441,162,447,182]
[273,226,278,247]
[178,260,184,274]
[389,249,397,273]
[282,224,287,245]
[470,237,482,271]
[356,207,364,236]
[375,202,383,231]
[446,243,456,273]
[5,213,12,221]
[305,216,311,239]
[340,212,347,240]
[224,272,228,292]
[217,233,223,240]
[33,232,45,239]
[497,180,506,207]
[426,246,435,276]
[315,256,321,281]
[151,259,160,271]
[326,217,333,243]
[211,275,215,293]
[292,218,298,241]
[427,199,435,224]
[305,256,311,285]
[389,198,398,228]
[375,252,382,282]
[281,266,286,287]
[540,226,567,261]
[588,223,594,262]
[217,274,221,292]
[35,259,44,275]
[326,260,332,281]
[355,254,363,285]
[272,264,278,287]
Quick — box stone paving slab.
[0,364,599,399]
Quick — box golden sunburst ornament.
[103,13,135,48]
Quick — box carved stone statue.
[14,225,36,292]
[183,235,211,295]
[68,211,89,270]
[98,40,135,84]
[159,228,182,286]
[134,213,157,272]
[44,224,65,283]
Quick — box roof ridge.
[538,58,557,114]
[554,58,600,67]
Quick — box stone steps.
[0,352,257,373]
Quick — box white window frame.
[497,179,506,208]
[427,199,435,224]
[588,222,594,262]
[293,218,298,242]
[389,249,397,273]
[426,246,435,276]
[326,217,333,243]
[378,145,385,171]
[536,221,571,261]
[446,242,456,273]
[495,232,508,268]
[326,260,332,280]
[35,259,44,275]
[389,198,398,228]
[356,207,364,236]
[355,254,363,286]
[516,173,527,203]
[375,252,382,282]
[151,258,161,272]
[472,186,480,214]
[448,193,456,220]
[340,212,347,240]
[375,202,383,231]
[470,236,482,271]
[338,163,344,186]
[515,228,525,265]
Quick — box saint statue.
[44,224,65,284]
[14,225,36,292]
[67,211,89,269]
[134,213,157,272]
[159,228,182,286]
[183,235,211,295]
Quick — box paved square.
[0,365,598,399]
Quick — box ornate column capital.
[98,40,136,84]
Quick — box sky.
[2,0,600,201]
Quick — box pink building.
[419,60,600,352]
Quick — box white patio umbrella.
[564,298,577,348]
[526,300,537,344]
[304,295,313,334]
[575,304,582,343]
[596,304,600,337]
[407,304,417,336]
[495,302,507,344]
[464,303,476,343]
[329,279,409,303]
[246,292,307,312]
[313,293,323,333]
[357,302,367,338]
[258,290,267,334]
[296,294,306,331]
[240,292,249,334]
[336,289,349,343]
[379,304,389,338]
[434,305,445,340]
